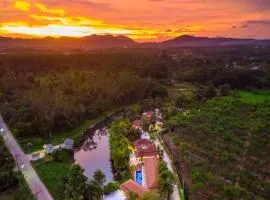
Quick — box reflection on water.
[74,127,113,183]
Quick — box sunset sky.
[0,0,270,42]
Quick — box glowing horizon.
[1,0,270,42]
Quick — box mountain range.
[1,34,270,50]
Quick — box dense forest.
[0,53,169,139]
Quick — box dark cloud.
[246,20,270,25]
[240,24,249,28]
[243,0,270,10]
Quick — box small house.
[43,144,54,154]
[62,138,74,150]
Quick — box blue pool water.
[135,170,143,185]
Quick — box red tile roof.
[120,179,148,197]
[32,153,40,157]
[135,139,158,158]
[142,112,154,120]
[144,156,159,189]
[132,120,142,128]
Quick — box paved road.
[154,138,181,200]
[0,115,54,200]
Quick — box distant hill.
[1,34,270,50]
[160,35,270,47]
[0,34,137,50]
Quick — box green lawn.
[238,90,270,103]
[33,155,72,200]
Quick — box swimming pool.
[135,170,143,185]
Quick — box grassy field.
[33,152,72,200]
[238,90,270,103]
[167,81,198,100]
[167,91,270,199]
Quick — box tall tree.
[88,170,106,200]
[64,165,88,200]
[158,161,175,200]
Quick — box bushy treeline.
[109,119,132,182]
[173,46,270,89]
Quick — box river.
[74,126,114,183]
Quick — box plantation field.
[167,92,270,199]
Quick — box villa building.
[134,139,159,162]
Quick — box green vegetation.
[62,164,116,200]
[0,53,168,152]
[0,138,18,192]
[141,191,161,200]
[109,119,132,182]
[63,164,88,200]
[17,173,36,200]
[1,47,270,199]
[33,150,73,200]
[238,90,270,103]
[158,160,175,200]
[104,182,120,195]
[166,92,270,199]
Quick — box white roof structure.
[103,190,126,200]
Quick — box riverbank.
[18,108,122,153]
[31,110,123,200]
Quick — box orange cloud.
[14,0,30,12]
[34,3,65,16]
[1,0,269,41]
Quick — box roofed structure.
[120,179,148,197]
[62,138,74,150]
[43,144,53,154]
[144,156,159,189]
[142,112,154,121]
[135,139,158,158]
[132,120,142,129]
